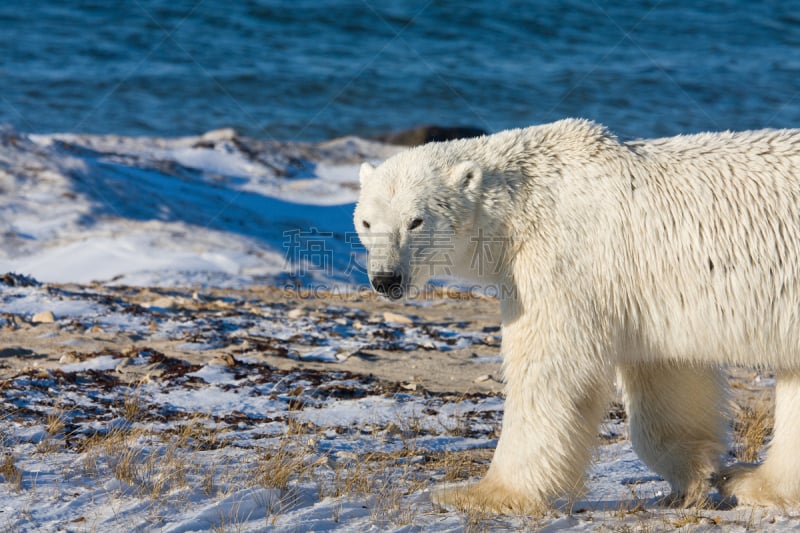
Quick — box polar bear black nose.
[371,272,403,299]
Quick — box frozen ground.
[1,129,799,531]
[1,277,796,532]
[0,275,800,531]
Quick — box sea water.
[2,0,800,141]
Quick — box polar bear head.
[354,147,484,299]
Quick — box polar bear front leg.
[433,309,613,514]
[718,371,800,506]
[617,362,727,506]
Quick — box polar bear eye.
[361,220,371,230]
[409,218,423,230]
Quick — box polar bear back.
[623,129,800,369]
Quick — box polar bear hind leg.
[718,371,800,506]
[618,362,727,506]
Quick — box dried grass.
[732,395,773,463]
[0,453,22,491]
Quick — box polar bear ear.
[450,161,482,191]
[359,162,375,185]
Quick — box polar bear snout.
[370,271,404,300]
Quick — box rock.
[32,311,56,324]
[200,128,237,142]
[115,359,168,383]
[0,273,41,287]
[383,311,413,325]
[287,308,305,319]
[373,125,487,147]
[59,353,80,364]
[210,353,237,367]
[144,296,181,310]
[484,335,501,346]
[334,350,354,362]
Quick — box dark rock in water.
[374,125,487,146]
[0,273,41,287]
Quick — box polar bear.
[354,118,800,513]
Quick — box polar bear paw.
[431,478,546,515]
[715,463,794,507]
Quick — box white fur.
[354,119,800,512]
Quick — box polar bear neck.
[440,117,623,211]
[443,118,625,243]
[420,118,631,298]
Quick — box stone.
[383,311,413,324]
[373,125,487,147]
[32,311,56,324]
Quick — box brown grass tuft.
[732,396,773,463]
[0,453,23,491]
[45,406,66,436]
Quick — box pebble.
[32,311,56,324]
[287,308,305,319]
[59,353,80,364]
[210,354,237,367]
[144,296,179,309]
[201,128,237,142]
[334,351,353,362]
[383,311,413,324]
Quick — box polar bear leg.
[433,310,613,514]
[618,362,727,506]
[718,371,800,506]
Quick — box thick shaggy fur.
[354,119,800,512]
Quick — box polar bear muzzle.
[370,271,404,300]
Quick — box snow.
[1,128,401,288]
[59,354,121,372]
[163,487,284,533]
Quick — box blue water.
[3,1,800,141]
